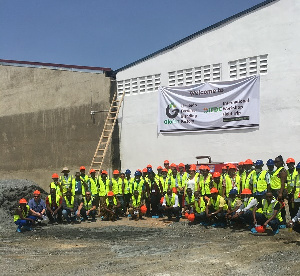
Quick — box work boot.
[16,227,22,233]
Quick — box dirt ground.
[1,217,300,276]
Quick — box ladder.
[89,91,125,175]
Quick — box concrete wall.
[116,0,300,171]
[0,64,116,190]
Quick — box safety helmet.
[228,164,237,170]
[140,205,147,214]
[266,159,274,166]
[160,197,164,204]
[134,171,142,177]
[184,212,189,219]
[210,187,218,194]
[203,166,210,171]
[33,190,41,195]
[213,172,221,178]
[79,166,86,171]
[188,213,195,222]
[241,188,252,195]
[52,173,59,179]
[229,189,238,195]
[125,169,131,175]
[157,166,163,170]
[142,168,147,173]
[190,164,196,171]
[296,162,300,169]
[147,167,153,173]
[89,169,96,174]
[113,170,119,175]
[172,187,177,194]
[146,164,152,168]
[286,157,295,164]
[178,163,185,168]
[199,165,205,170]
[107,191,114,196]
[170,163,177,168]
[255,225,266,233]
[101,170,108,175]
[244,159,253,165]
[19,198,27,204]
[222,166,227,170]
[164,160,169,164]
[255,160,264,166]
[238,162,244,166]
[162,168,168,173]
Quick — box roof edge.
[114,0,278,74]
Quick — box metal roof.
[115,0,278,74]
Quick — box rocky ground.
[0,180,300,276]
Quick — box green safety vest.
[60,175,73,194]
[194,197,206,213]
[160,177,168,193]
[209,195,228,211]
[185,195,195,205]
[238,171,246,191]
[99,178,110,196]
[228,197,239,210]
[50,181,63,197]
[131,179,145,194]
[245,170,256,190]
[213,180,223,196]
[14,205,30,222]
[270,167,283,190]
[177,172,188,189]
[253,170,268,193]
[83,197,94,210]
[71,178,86,196]
[287,168,297,193]
[244,196,255,211]
[199,174,212,196]
[88,177,99,195]
[64,196,74,208]
[165,193,178,207]
[293,173,300,200]
[262,198,283,222]
[106,197,117,207]
[131,195,142,208]
[111,178,123,195]
[48,195,61,207]
[225,174,240,197]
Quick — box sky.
[0,0,267,70]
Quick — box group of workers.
[14,155,300,235]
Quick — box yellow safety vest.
[14,205,30,222]
[253,170,268,193]
[64,196,74,208]
[60,175,73,194]
[270,167,283,190]
[99,178,110,196]
[194,197,206,213]
[199,174,212,196]
[185,195,195,205]
[88,177,99,195]
[106,197,117,207]
[225,174,240,197]
[131,195,142,208]
[165,193,178,207]
[50,181,63,196]
[293,173,300,200]
[209,195,228,211]
[83,197,94,210]
[287,168,297,193]
[262,198,283,222]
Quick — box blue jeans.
[15,215,36,227]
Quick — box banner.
[158,75,260,133]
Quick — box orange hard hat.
[140,205,147,214]
[188,213,195,222]
[19,198,27,204]
[286,157,295,164]
[204,166,210,171]
[228,164,237,170]
[33,190,41,195]
[190,164,196,171]
[52,173,59,179]
[101,170,108,175]
[238,162,244,166]
[255,225,266,233]
[210,187,219,194]
[142,168,147,173]
[147,164,152,168]
[162,168,168,172]
[160,197,164,204]
[184,212,189,219]
[80,166,86,170]
[244,159,253,165]
[199,165,204,170]
[157,166,163,170]
[113,170,119,174]
[89,169,96,174]
[137,169,142,172]
[172,187,177,194]
[213,172,221,178]
[164,160,169,164]
[178,163,185,168]
[107,191,114,196]
[222,166,227,170]
[241,188,252,195]
[170,163,177,168]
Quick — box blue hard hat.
[255,160,264,166]
[125,169,131,175]
[134,171,142,177]
[147,167,153,173]
[266,159,274,166]
[296,162,300,169]
[254,191,266,197]
[229,189,238,195]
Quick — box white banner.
[158,75,260,133]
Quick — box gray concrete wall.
[0,64,116,191]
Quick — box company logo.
[166,103,179,118]
[204,107,222,113]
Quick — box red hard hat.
[147,164,152,168]
[142,168,147,173]
[255,225,266,233]
[157,166,163,170]
[188,213,195,222]
[140,205,147,214]
[184,212,189,219]
[160,197,164,204]
[178,163,185,168]
[19,198,27,204]
[213,172,221,178]
[52,173,59,179]
[286,158,295,164]
[101,170,108,175]
[89,169,96,174]
[107,191,114,196]
[113,170,120,174]
[244,159,253,165]
[172,187,178,194]
[241,188,252,195]
[238,162,244,166]
[164,160,169,164]
[210,187,219,194]
[80,166,86,170]
[33,190,41,195]
[170,163,177,168]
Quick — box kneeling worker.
[193,191,206,223]
[103,191,121,221]
[161,188,180,222]
[14,198,35,232]
[46,188,63,224]
[76,191,97,222]
[128,190,143,220]
[62,190,77,223]
[206,187,228,227]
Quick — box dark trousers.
[240,210,254,226]
[195,212,206,223]
[80,208,96,220]
[46,209,62,222]
[150,194,160,216]
[161,206,180,219]
[207,208,226,223]
[255,212,279,231]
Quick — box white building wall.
[116,0,300,171]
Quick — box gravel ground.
[0,180,299,275]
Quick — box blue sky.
[0,0,266,70]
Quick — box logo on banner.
[203,107,222,113]
[166,103,179,118]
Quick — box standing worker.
[60,167,72,195]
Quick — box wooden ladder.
[89,91,125,175]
